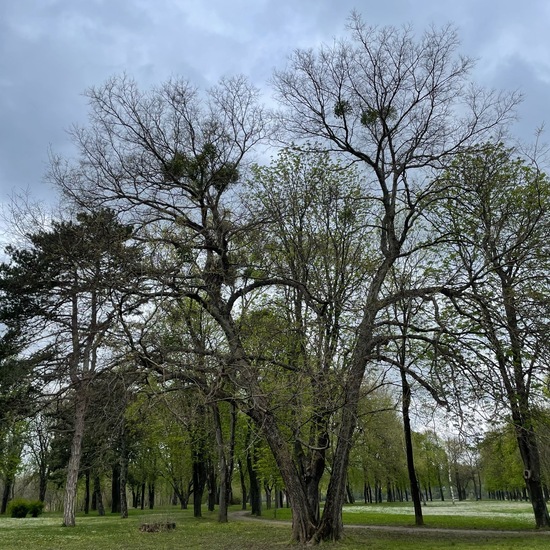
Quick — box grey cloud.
[0,0,549,206]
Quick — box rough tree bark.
[63,387,88,527]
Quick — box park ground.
[1,500,549,549]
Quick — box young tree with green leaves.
[480,426,525,499]
[413,430,449,502]
[431,143,550,527]
[247,146,374,524]
[348,387,408,504]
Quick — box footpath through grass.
[0,502,549,549]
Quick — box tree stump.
[139,521,176,532]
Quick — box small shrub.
[7,498,29,518]
[28,500,45,517]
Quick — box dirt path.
[229,509,550,538]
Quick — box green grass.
[272,500,541,530]
[0,508,289,550]
[342,500,540,530]
[0,503,549,549]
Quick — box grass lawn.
[0,502,548,549]
[268,500,540,529]
[342,500,539,530]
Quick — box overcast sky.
[1,0,550,211]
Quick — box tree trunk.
[192,459,205,517]
[119,428,128,519]
[148,482,155,510]
[251,409,318,542]
[454,467,463,501]
[212,402,236,523]
[111,463,120,513]
[314,360,364,539]
[93,475,105,516]
[84,470,90,514]
[477,471,482,500]
[207,460,216,512]
[170,479,190,510]
[265,482,272,510]
[514,415,550,528]
[495,271,549,527]
[247,444,261,517]
[315,265,391,541]
[63,388,88,527]
[179,487,190,509]
[238,459,247,510]
[346,483,355,504]
[1,477,13,514]
[303,443,326,522]
[38,467,48,503]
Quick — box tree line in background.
[0,12,548,544]
[2,384,549,514]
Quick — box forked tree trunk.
[170,479,190,509]
[300,425,328,523]
[264,483,272,510]
[315,259,393,542]
[315,333,375,541]
[247,408,317,542]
